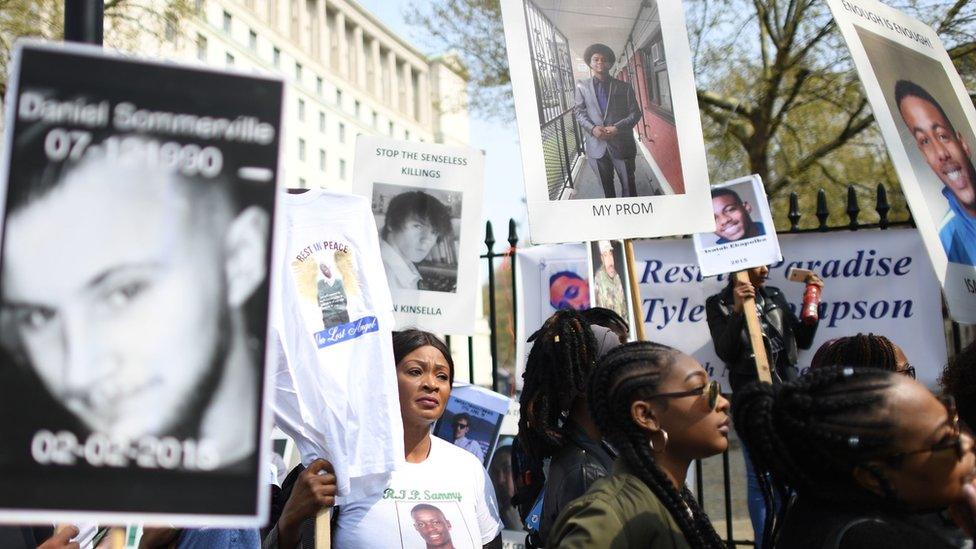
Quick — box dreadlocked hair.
[941,340,976,430]
[518,309,598,462]
[810,333,899,371]
[588,341,725,548]
[733,366,901,507]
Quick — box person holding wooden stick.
[705,264,824,548]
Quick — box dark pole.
[65,0,105,46]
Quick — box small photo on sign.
[395,501,479,549]
[371,182,462,293]
[587,240,632,327]
[693,175,782,277]
[542,258,590,314]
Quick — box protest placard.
[633,230,946,391]
[433,383,512,468]
[587,240,636,334]
[498,0,713,243]
[827,0,976,323]
[352,135,484,334]
[694,175,782,277]
[0,41,282,526]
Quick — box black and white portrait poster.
[693,175,782,276]
[499,0,713,243]
[433,383,512,467]
[0,41,282,526]
[352,136,484,334]
[827,0,976,323]
[513,243,588,390]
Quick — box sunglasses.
[647,380,720,410]
[900,364,917,379]
[885,395,967,462]
[454,423,469,429]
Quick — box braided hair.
[518,309,598,461]
[941,341,976,429]
[588,341,725,548]
[810,333,899,372]
[733,366,900,507]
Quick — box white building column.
[353,25,366,87]
[402,62,414,120]
[336,11,348,77]
[370,38,381,97]
[417,69,430,125]
[387,50,398,109]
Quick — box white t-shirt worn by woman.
[335,436,502,548]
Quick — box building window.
[298,99,305,121]
[319,149,326,171]
[354,100,361,118]
[273,47,281,67]
[316,76,323,96]
[226,52,235,66]
[295,62,303,81]
[196,34,207,61]
[372,110,378,128]
[388,121,394,136]
[339,159,347,180]
[298,138,306,161]
[319,111,326,132]
[299,177,306,187]
[338,122,345,143]
[640,34,673,118]
[222,10,232,33]
[336,89,343,108]
[248,29,257,51]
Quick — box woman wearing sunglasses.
[548,341,731,548]
[734,366,976,549]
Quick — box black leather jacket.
[537,421,616,545]
[705,284,818,392]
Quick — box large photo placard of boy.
[498,0,714,243]
[0,41,282,526]
[693,175,782,277]
[353,136,484,334]
[827,0,976,323]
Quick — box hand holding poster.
[499,0,714,243]
[693,175,782,277]
[352,136,484,334]
[827,0,976,323]
[0,41,282,526]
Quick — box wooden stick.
[315,507,331,548]
[735,270,772,383]
[623,239,646,342]
[109,527,125,549]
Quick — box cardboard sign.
[0,41,282,526]
[433,383,512,467]
[352,136,485,334]
[827,0,976,323]
[499,0,713,243]
[694,175,782,276]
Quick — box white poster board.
[499,0,713,243]
[827,0,976,323]
[514,243,589,389]
[693,175,782,276]
[352,136,485,334]
[633,230,946,391]
[433,383,512,467]
[0,41,281,526]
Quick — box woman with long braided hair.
[549,341,730,548]
[734,366,976,548]
[515,309,620,546]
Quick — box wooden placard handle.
[315,507,332,548]
[735,270,772,383]
[623,239,646,342]
[109,527,125,549]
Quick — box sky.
[356,0,530,246]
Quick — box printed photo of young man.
[711,187,766,245]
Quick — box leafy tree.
[0,0,193,96]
